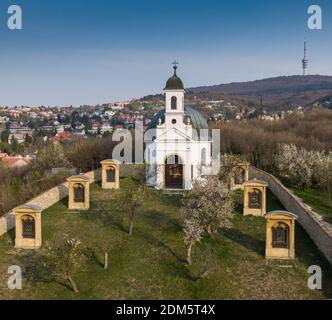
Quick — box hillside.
[0,181,331,299]
[188,75,332,96]
[186,75,332,109]
[140,75,332,111]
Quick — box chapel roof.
[164,65,184,90]
[148,107,209,131]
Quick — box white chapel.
[146,64,212,190]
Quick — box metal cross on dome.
[172,61,179,74]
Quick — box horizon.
[1,0,332,107]
[2,73,332,108]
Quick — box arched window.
[22,215,35,239]
[201,148,207,166]
[249,189,262,209]
[74,183,85,203]
[106,166,116,183]
[272,223,290,248]
[171,96,177,110]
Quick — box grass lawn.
[281,177,332,224]
[0,178,331,300]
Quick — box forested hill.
[185,75,332,109]
[187,75,332,96]
[141,75,332,110]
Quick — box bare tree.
[96,236,112,271]
[89,196,115,271]
[115,177,145,236]
[46,236,85,293]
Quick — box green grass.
[281,177,332,224]
[0,179,331,300]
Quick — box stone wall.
[250,166,332,265]
[0,169,101,237]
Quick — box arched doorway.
[165,155,183,189]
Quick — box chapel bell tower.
[164,62,185,128]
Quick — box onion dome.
[164,64,184,90]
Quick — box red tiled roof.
[2,157,30,168]
[51,131,71,142]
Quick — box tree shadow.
[220,228,265,256]
[15,251,54,285]
[80,201,128,234]
[294,225,332,298]
[84,247,104,269]
[233,202,243,216]
[266,190,284,212]
[15,249,81,293]
[60,196,68,207]
[95,180,102,188]
[144,210,182,233]
[159,194,183,208]
[161,259,195,281]
[232,190,244,215]
[142,232,187,264]
[7,228,15,244]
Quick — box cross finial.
[172,61,179,75]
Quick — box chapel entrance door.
[165,155,184,189]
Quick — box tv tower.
[302,41,308,76]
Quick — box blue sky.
[0,0,332,106]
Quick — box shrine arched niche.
[271,221,290,249]
[106,166,116,183]
[21,215,35,239]
[248,188,262,209]
[73,183,85,203]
